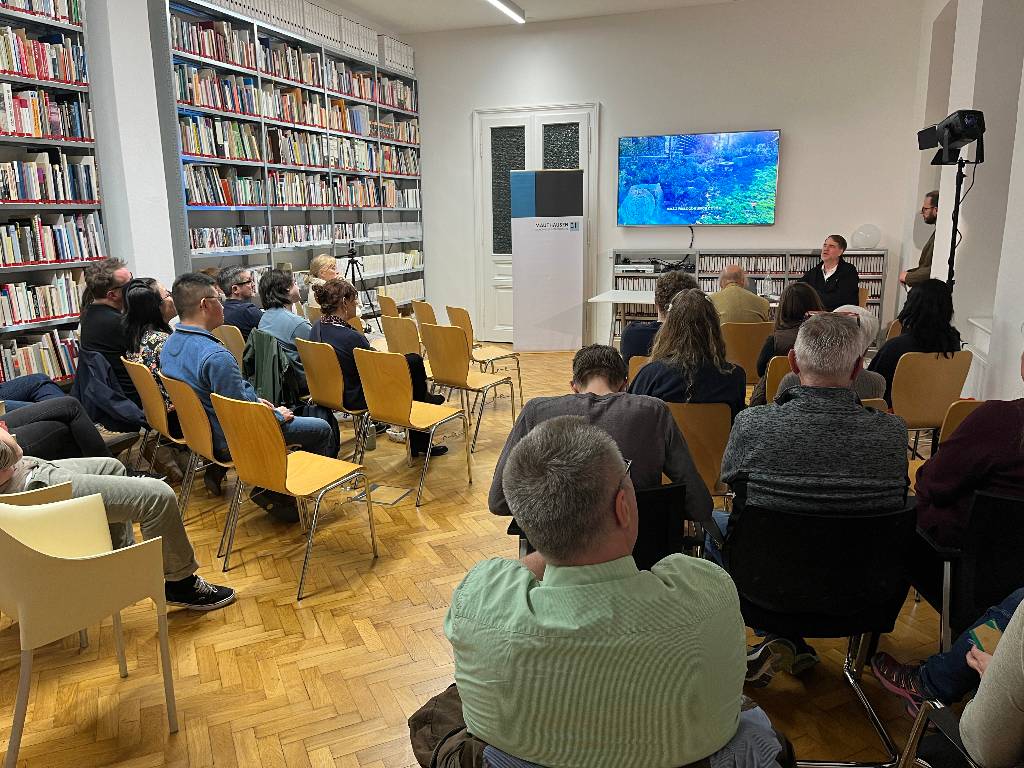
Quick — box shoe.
[372,420,389,435]
[165,575,236,611]
[125,469,168,482]
[386,427,407,443]
[204,464,226,497]
[427,392,447,405]
[96,424,140,457]
[746,636,795,688]
[789,642,821,675]
[871,652,927,716]
[412,444,448,458]
[252,489,299,523]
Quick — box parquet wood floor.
[0,350,940,766]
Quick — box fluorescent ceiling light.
[482,0,526,24]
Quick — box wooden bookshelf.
[151,0,424,319]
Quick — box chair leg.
[415,425,441,507]
[941,560,952,652]
[157,610,179,734]
[470,386,491,452]
[463,414,472,485]
[514,357,523,409]
[363,474,378,558]
[79,628,88,649]
[297,493,324,600]
[177,452,197,520]
[112,611,128,678]
[130,429,148,472]
[221,480,245,571]
[405,423,413,468]
[4,649,32,768]
[217,476,241,559]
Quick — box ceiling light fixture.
[482,0,526,24]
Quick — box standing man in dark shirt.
[901,190,938,288]
[79,257,137,404]
[218,266,263,339]
[619,269,698,365]
[798,234,860,311]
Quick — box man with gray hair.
[448,415,762,767]
[218,265,263,339]
[715,313,908,685]
[710,264,770,324]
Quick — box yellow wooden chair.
[627,355,650,384]
[764,355,792,402]
[445,305,523,408]
[886,319,903,341]
[721,322,773,385]
[346,316,364,333]
[306,304,323,324]
[211,393,376,600]
[0,494,177,767]
[858,286,870,308]
[212,324,245,370]
[411,299,437,330]
[861,398,889,412]
[295,337,370,461]
[382,315,421,355]
[665,403,732,498]
[420,323,516,452]
[909,399,986,493]
[354,348,471,507]
[891,351,973,457]
[0,482,72,506]
[378,294,399,318]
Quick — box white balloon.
[851,224,881,249]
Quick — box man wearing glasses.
[80,257,139,405]
[218,266,263,339]
[900,190,938,288]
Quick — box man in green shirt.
[900,190,938,287]
[445,416,748,768]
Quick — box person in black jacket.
[798,234,860,311]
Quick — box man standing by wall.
[901,190,939,287]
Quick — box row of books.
[175,64,259,117]
[377,76,416,112]
[372,115,419,144]
[362,249,422,276]
[368,220,422,240]
[333,135,376,172]
[0,149,97,201]
[789,254,886,275]
[269,169,330,207]
[179,114,261,162]
[0,211,104,264]
[329,99,371,136]
[0,26,86,83]
[0,328,78,383]
[184,165,265,207]
[0,84,89,140]
[701,254,789,275]
[382,181,418,209]
[267,127,327,168]
[0,0,82,26]
[260,41,321,87]
[263,84,325,127]
[170,15,257,71]
[336,222,369,241]
[0,268,81,326]
[273,223,331,247]
[333,175,377,208]
[377,277,423,304]
[189,225,267,252]
[326,61,373,101]
[380,145,418,176]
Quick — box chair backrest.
[210,394,288,493]
[122,356,175,440]
[296,337,346,412]
[886,319,903,341]
[720,322,773,384]
[939,399,985,443]
[665,402,731,496]
[419,323,471,387]
[159,372,218,463]
[445,305,475,351]
[307,304,322,324]
[627,355,650,384]
[861,398,889,412]
[411,299,437,328]
[378,294,399,318]
[382,315,421,355]
[858,286,869,308]
[0,482,72,506]
[353,348,413,426]
[764,355,791,402]
[955,492,1024,631]
[212,324,245,370]
[632,482,687,570]
[891,351,973,429]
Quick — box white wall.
[407,0,926,339]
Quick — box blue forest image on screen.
[617,130,779,226]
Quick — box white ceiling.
[322,0,739,35]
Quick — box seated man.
[710,264,771,324]
[79,257,139,405]
[3,397,110,460]
[218,265,263,340]
[488,343,711,526]
[717,314,908,683]
[619,268,698,365]
[160,273,332,519]
[449,416,759,767]
[0,425,234,610]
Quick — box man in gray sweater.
[488,344,711,527]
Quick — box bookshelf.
[0,0,110,385]
[151,0,424,320]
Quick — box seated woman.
[774,304,885,403]
[306,253,339,313]
[124,277,177,416]
[257,268,312,382]
[868,278,962,404]
[309,278,447,457]
[748,282,824,406]
[628,288,746,417]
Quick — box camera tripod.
[342,240,382,334]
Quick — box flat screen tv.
[617,130,780,226]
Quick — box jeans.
[705,509,730,567]
[4,397,110,460]
[919,587,1024,703]
[0,373,66,411]
[25,457,198,581]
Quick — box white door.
[475,105,596,343]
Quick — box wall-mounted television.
[617,130,780,226]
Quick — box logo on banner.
[532,221,580,231]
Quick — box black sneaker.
[372,421,389,435]
[251,489,299,523]
[165,575,236,611]
[412,444,449,458]
[746,636,795,688]
[126,469,168,482]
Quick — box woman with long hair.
[869,278,962,403]
[748,282,825,405]
[124,277,176,408]
[628,288,746,416]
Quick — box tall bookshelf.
[0,0,109,385]
[150,0,424,320]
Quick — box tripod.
[342,240,382,334]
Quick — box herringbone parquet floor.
[0,350,940,766]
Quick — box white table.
[588,289,656,345]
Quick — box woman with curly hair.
[628,288,746,417]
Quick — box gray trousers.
[26,457,198,582]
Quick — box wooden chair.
[354,348,471,508]
[0,494,177,767]
[861,398,889,411]
[891,351,973,457]
[211,393,376,600]
[886,319,903,341]
[899,701,979,768]
[908,399,986,493]
[627,355,650,384]
[445,305,523,407]
[306,304,322,324]
[122,357,189,501]
[858,286,869,308]
[377,294,399,318]
[212,324,245,370]
[346,316,364,333]
[419,323,515,452]
[411,299,437,330]
[721,322,773,385]
[382,315,421,356]
[0,482,72,506]
[665,403,732,497]
[295,337,369,461]
[764,355,791,402]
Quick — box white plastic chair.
[0,494,178,767]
